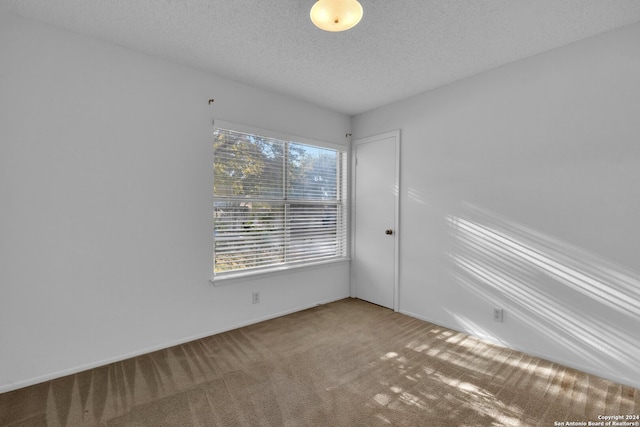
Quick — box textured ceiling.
[3,0,640,115]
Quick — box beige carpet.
[1,298,638,426]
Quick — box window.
[213,124,348,277]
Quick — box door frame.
[350,130,401,311]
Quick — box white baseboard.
[0,295,350,394]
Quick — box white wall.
[352,22,640,389]
[0,10,350,393]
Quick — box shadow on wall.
[446,204,640,377]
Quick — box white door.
[352,131,400,310]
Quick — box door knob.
[385,229,393,235]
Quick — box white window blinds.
[213,127,348,276]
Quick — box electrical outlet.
[252,291,260,304]
[493,308,504,322]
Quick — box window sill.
[210,258,350,287]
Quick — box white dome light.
[310,0,363,32]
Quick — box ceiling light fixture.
[310,0,363,32]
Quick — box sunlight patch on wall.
[407,187,427,205]
[446,204,640,372]
[450,214,640,316]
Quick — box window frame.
[211,120,349,283]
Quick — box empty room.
[1,1,639,426]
